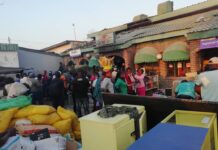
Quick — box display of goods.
[57,106,77,120]
[16,124,58,136]
[27,112,61,125]
[34,136,66,150]
[14,105,56,118]
[0,96,32,111]
[0,108,18,133]
[53,119,72,135]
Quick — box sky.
[0,0,206,49]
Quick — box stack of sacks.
[5,105,81,140]
[55,106,81,140]
[0,108,18,133]
[12,105,57,125]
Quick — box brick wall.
[82,36,201,89]
[124,36,187,78]
[121,36,193,89]
[188,39,201,72]
[123,46,136,69]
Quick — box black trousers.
[176,95,194,100]
[51,95,64,109]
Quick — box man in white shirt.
[101,71,114,94]
[196,57,218,102]
[93,71,114,94]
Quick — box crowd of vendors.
[0,54,218,149]
[1,56,218,116]
[0,58,156,116]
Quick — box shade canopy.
[163,42,189,61]
[88,57,100,68]
[134,47,158,64]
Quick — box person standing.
[196,57,218,102]
[73,71,90,117]
[114,72,128,95]
[60,72,68,103]
[101,71,114,93]
[90,68,99,111]
[46,71,53,98]
[31,74,43,104]
[59,62,65,73]
[49,71,64,109]
[175,80,196,99]
[93,73,103,110]
[134,68,146,96]
[125,67,135,95]
[69,71,77,112]
[42,70,49,99]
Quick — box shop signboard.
[200,38,218,50]
[96,33,114,47]
[69,49,81,58]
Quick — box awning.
[88,57,100,68]
[134,47,158,64]
[163,42,189,61]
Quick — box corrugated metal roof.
[115,10,218,45]
[189,15,218,33]
[19,47,62,57]
[43,40,87,51]
[0,44,18,51]
[88,0,218,38]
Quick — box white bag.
[34,136,66,150]
[7,83,28,98]
[0,135,35,150]
[16,137,36,150]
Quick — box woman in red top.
[125,67,135,95]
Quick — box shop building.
[87,0,218,88]
[42,40,89,65]
[61,41,96,66]
[188,28,218,72]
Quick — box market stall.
[0,96,82,150]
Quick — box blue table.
[128,123,208,150]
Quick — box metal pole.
[72,24,77,40]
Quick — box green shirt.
[175,82,196,99]
[114,78,128,94]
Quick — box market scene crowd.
[2,56,218,117]
[1,0,218,149]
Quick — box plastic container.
[80,104,146,150]
[161,110,218,150]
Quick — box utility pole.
[72,24,77,41]
[8,37,11,44]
